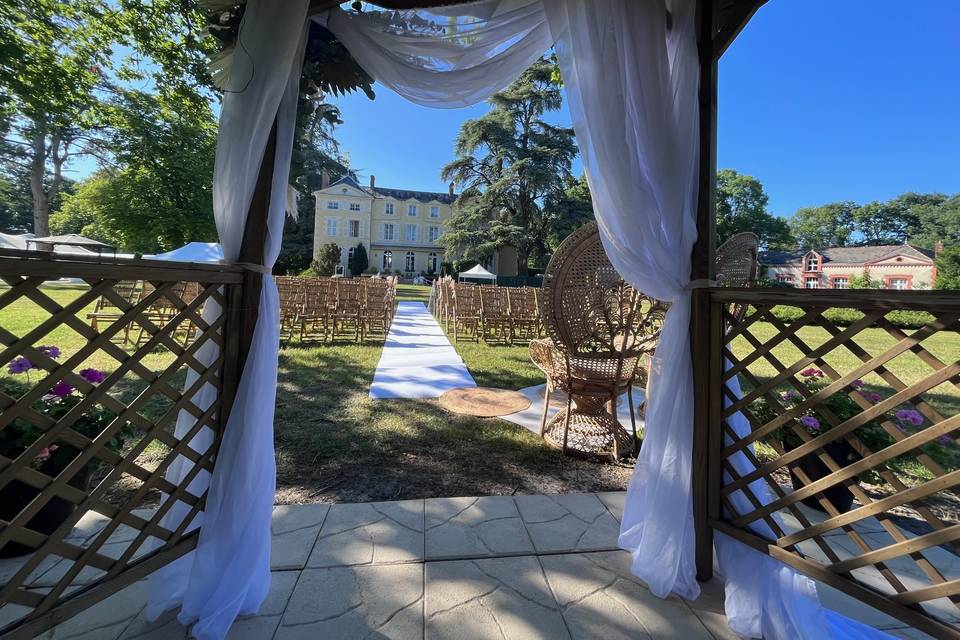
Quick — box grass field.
[1,282,956,504]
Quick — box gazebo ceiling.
[305,0,768,60]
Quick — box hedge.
[763,305,935,330]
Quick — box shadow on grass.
[274,343,632,504]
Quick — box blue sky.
[67,1,959,218]
[328,0,959,217]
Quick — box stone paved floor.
[19,492,941,639]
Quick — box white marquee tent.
[458,263,497,282]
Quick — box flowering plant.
[2,348,131,482]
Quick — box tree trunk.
[516,247,529,276]
[29,131,50,237]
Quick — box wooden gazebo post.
[691,0,767,583]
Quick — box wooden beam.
[713,0,767,59]
[691,0,718,584]
[235,117,278,382]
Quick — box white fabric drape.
[319,0,552,108]
[146,2,309,639]
[544,0,702,600]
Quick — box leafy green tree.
[789,201,857,249]
[543,174,594,252]
[715,169,792,249]
[853,199,917,245]
[934,247,960,290]
[442,58,577,275]
[52,89,217,252]
[312,243,341,277]
[848,273,880,289]
[908,194,960,249]
[348,242,368,276]
[0,0,119,236]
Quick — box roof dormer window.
[805,254,820,272]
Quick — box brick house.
[759,244,940,290]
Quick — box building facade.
[313,175,456,275]
[760,244,939,290]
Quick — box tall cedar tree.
[441,58,576,275]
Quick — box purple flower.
[79,368,105,384]
[50,380,74,397]
[38,345,61,359]
[937,435,954,445]
[781,390,800,402]
[895,409,924,427]
[800,368,824,378]
[801,416,821,432]
[861,391,883,404]
[7,356,32,374]
[849,379,865,390]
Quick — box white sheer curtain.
[319,0,552,108]
[146,2,309,639]
[544,0,702,599]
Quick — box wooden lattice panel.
[0,253,245,638]
[707,288,960,639]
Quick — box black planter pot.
[789,440,860,513]
[0,462,89,559]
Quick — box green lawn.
[1,282,956,505]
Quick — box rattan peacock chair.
[715,231,760,323]
[529,222,668,460]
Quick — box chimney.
[369,174,376,189]
[448,182,455,196]
[321,169,330,189]
[935,240,944,258]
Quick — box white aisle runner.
[369,301,476,399]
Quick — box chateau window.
[349,202,361,211]
[326,218,337,236]
[833,277,849,289]
[348,220,360,238]
[428,252,438,272]
[385,203,395,215]
[804,277,819,289]
[429,226,440,243]
[805,254,819,272]
[430,206,440,218]
[347,247,355,264]
[405,251,416,271]
[383,223,395,241]
[382,250,392,270]
[889,278,909,290]
[405,224,417,242]
[408,204,417,216]
[327,201,339,210]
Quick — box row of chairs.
[276,276,397,342]
[87,280,202,347]
[432,277,543,343]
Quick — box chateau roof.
[325,175,457,204]
[760,244,935,266]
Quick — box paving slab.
[595,492,626,523]
[514,493,620,553]
[118,570,299,639]
[540,551,715,640]
[277,563,423,640]
[308,500,423,568]
[271,503,329,570]
[425,556,569,640]
[425,496,534,560]
[36,579,148,640]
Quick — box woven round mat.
[438,387,531,417]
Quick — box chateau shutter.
[359,220,367,241]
